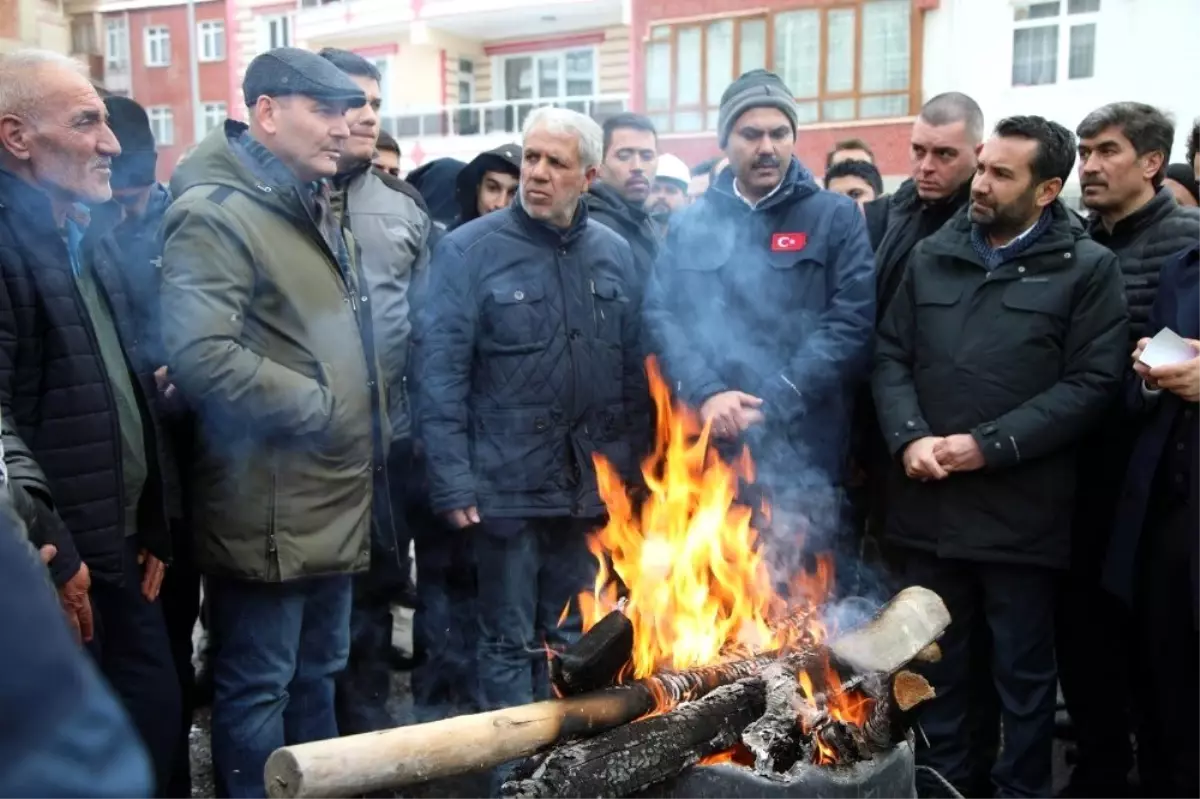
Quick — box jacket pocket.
[1001,281,1071,318]
[590,276,628,343]
[481,284,550,354]
[473,407,562,493]
[914,281,964,307]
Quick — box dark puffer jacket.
[585,182,659,278]
[414,200,649,519]
[1088,188,1200,345]
[0,169,172,586]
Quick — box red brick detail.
[353,43,399,58]
[483,31,606,57]
[914,0,938,9]
[0,0,18,40]
[659,119,914,177]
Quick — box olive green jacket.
[161,123,385,581]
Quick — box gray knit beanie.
[717,69,799,148]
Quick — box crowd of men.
[0,42,1196,799]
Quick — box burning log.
[741,662,804,774]
[892,670,936,713]
[264,648,817,798]
[501,678,768,798]
[549,608,634,696]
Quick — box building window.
[198,20,225,62]
[105,18,129,68]
[71,17,98,55]
[500,48,596,104]
[147,106,174,146]
[645,0,912,133]
[372,58,391,115]
[1011,0,1100,86]
[144,25,170,67]
[260,14,292,51]
[458,57,475,104]
[202,102,226,134]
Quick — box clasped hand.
[903,434,985,481]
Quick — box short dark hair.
[1187,118,1199,169]
[1076,102,1174,186]
[691,156,720,177]
[601,112,657,157]
[826,138,875,169]
[993,115,1077,185]
[376,129,399,155]
[919,92,985,144]
[317,47,382,82]
[824,159,884,197]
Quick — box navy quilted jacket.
[0,169,172,585]
[414,200,649,518]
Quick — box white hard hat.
[655,153,691,189]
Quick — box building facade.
[3,0,70,54]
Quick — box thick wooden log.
[741,661,804,774]
[265,648,810,798]
[500,678,768,799]
[828,586,950,675]
[549,609,634,696]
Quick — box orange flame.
[582,357,830,679]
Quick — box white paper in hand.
[1138,328,1197,370]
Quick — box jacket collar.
[706,157,817,214]
[1088,187,1179,242]
[0,167,66,235]
[511,194,589,246]
[891,176,974,217]
[587,181,651,229]
[925,200,1079,266]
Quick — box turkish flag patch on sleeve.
[771,232,807,252]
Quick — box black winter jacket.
[873,203,1129,568]
[414,201,649,519]
[585,182,659,278]
[1088,188,1200,345]
[0,170,172,586]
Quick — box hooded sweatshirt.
[585,181,660,278]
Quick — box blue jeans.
[208,575,353,798]
[474,517,599,711]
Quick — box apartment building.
[3,0,70,54]
[67,0,235,180]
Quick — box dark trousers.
[474,517,598,711]
[334,442,414,736]
[903,551,1057,798]
[89,537,184,797]
[159,524,202,798]
[411,507,479,722]
[208,575,352,799]
[1134,501,1199,798]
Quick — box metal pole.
[185,0,204,143]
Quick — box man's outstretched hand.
[700,391,765,439]
[58,562,94,643]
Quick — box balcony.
[384,94,628,167]
[384,93,628,139]
[296,0,622,44]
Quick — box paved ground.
[187,609,1074,798]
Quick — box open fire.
[499,357,948,798]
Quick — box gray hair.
[919,92,985,145]
[522,106,603,171]
[0,49,91,120]
[1077,102,1175,186]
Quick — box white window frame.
[202,102,226,134]
[197,20,225,62]
[495,47,599,103]
[1011,0,1101,87]
[105,17,129,69]
[259,14,292,52]
[147,106,174,146]
[372,57,392,115]
[458,57,476,104]
[144,25,170,68]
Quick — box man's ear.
[1141,149,1165,184]
[0,115,34,161]
[584,164,598,186]
[1035,176,1064,209]
[254,96,278,136]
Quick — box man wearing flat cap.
[160,47,388,797]
[644,69,875,578]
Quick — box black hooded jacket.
[584,182,660,279]
[406,158,465,231]
[453,144,522,228]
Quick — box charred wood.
[501,678,768,799]
[741,662,805,774]
[549,609,634,697]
